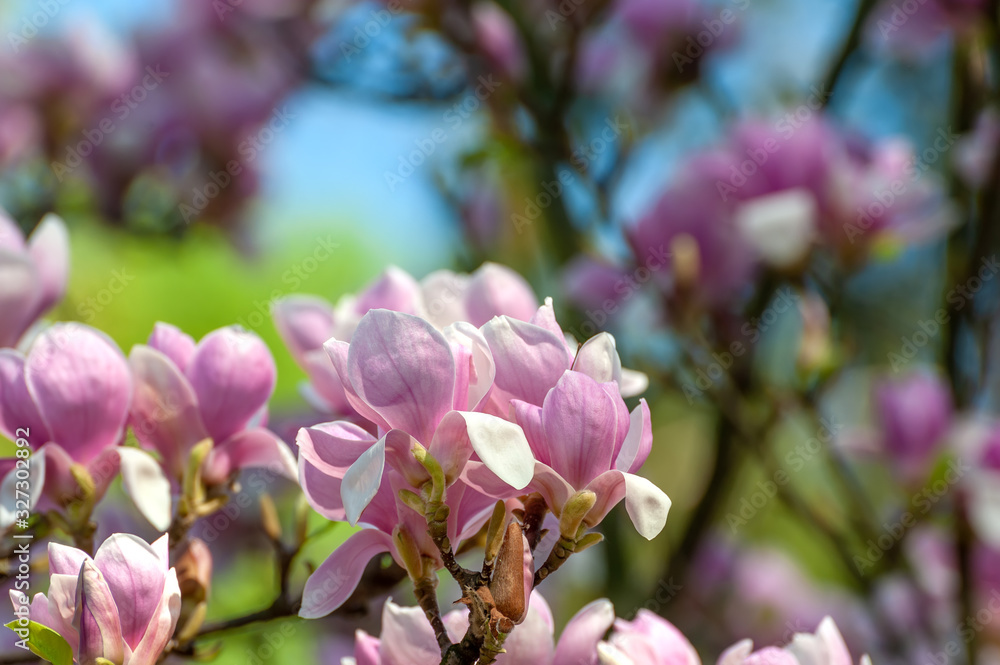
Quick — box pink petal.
[187,327,276,443]
[45,573,80,643]
[301,348,352,413]
[743,647,799,665]
[0,212,24,251]
[0,349,49,444]
[541,372,619,488]
[128,345,209,479]
[379,599,442,665]
[272,295,336,363]
[128,569,180,665]
[25,214,69,319]
[76,560,126,665]
[353,630,381,665]
[609,611,699,665]
[717,640,754,665]
[346,310,455,444]
[482,317,570,411]
[94,533,167,648]
[25,324,132,463]
[201,428,296,486]
[421,269,470,328]
[356,267,423,316]
[465,263,539,326]
[615,400,653,474]
[552,598,615,665]
[325,339,391,430]
[585,471,671,539]
[48,542,90,576]
[512,399,549,465]
[443,322,496,411]
[147,322,196,372]
[0,252,42,349]
[299,529,393,618]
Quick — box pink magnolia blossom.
[874,371,952,477]
[126,323,297,528]
[9,534,180,665]
[0,212,69,349]
[341,591,617,665]
[298,308,535,617]
[0,324,138,529]
[596,610,700,665]
[718,617,871,665]
[272,263,538,415]
[466,370,669,540]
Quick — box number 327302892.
[12,428,31,523]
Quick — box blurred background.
[2,0,1000,663]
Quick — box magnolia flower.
[875,372,952,477]
[342,591,619,665]
[126,323,297,528]
[596,610,699,665]
[9,534,180,665]
[718,617,871,665]
[466,370,670,539]
[298,308,535,617]
[0,324,140,528]
[0,211,69,349]
[272,263,537,414]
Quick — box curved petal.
[572,333,622,385]
[542,372,619,488]
[25,213,69,318]
[432,411,534,490]
[128,345,208,478]
[421,269,469,328]
[299,453,346,521]
[0,349,48,444]
[301,348,351,413]
[585,471,671,540]
[717,640,754,665]
[615,400,653,474]
[77,561,126,665]
[272,295,336,363]
[465,263,539,327]
[299,529,393,619]
[618,369,649,398]
[512,399,548,465]
[26,324,132,463]
[355,266,423,316]
[46,573,80,643]
[93,533,166,648]
[297,421,376,472]
[482,317,570,411]
[117,448,172,531]
[147,322,196,373]
[325,339,391,430]
[48,541,90,577]
[341,437,389,526]
[379,599,442,665]
[128,569,180,664]
[0,252,41,349]
[443,322,495,411]
[202,428,296,486]
[608,611,699,665]
[347,310,456,444]
[187,327,276,443]
[353,630,381,665]
[553,598,615,665]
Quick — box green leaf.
[4,620,74,665]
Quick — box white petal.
[341,437,386,525]
[458,412,534,490]
[623,473,671,540]
[118,448,172,531]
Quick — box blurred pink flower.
[875,371,952,477]
[719,617,871,665]
[597,609,700,665]
[9,534,180,665]
[0,212,69,349]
